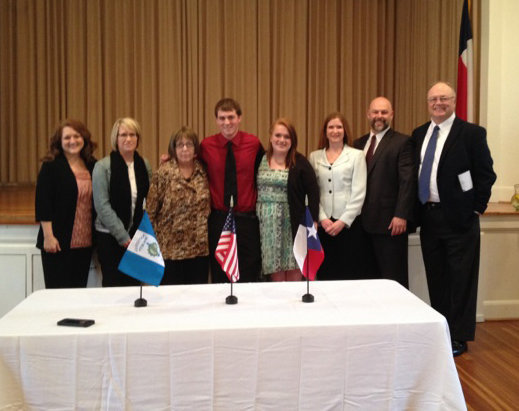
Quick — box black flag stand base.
[134,284,148,307]
[226,295,238,304]
[301,276,314,303]
[225,281,238,305]
[302,293,314,303]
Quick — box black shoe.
[452,340,467,357]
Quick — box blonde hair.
[110,117,142,151]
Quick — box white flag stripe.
[127,229,165,266]
[293,224,307,272]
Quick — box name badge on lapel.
[458,170,473,192]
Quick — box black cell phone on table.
[57,318,95,328]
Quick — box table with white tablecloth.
[0,280,466,410]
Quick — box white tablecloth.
[0,280,465,410]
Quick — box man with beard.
[354,97,415,287]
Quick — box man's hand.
[388,217,406,236]
[159,154,170,165]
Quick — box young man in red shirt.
[200,98,264,283]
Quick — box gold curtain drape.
[0,0,474,184]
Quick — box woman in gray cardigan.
[92,118,152,287]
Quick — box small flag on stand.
[215,208,240,283]
[293,207,324,281]
[118,211,165,286]
[456,0,473,122]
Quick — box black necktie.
[365,135,377,165]
[224,141,237,207]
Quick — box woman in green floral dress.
[256,118,320,281]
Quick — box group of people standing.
[35,81,496,357]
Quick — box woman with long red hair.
[256,118,319,282]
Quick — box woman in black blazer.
[35,119,97,288]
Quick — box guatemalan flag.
[293,206,324,281]
[118,211,165,286]
[456,0,473,122]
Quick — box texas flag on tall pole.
[456,0,473,122]
[293,206,324,281]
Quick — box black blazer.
[354,129,416,234]
[35,155,96,250]
[287,152,320,238]
[411,117,496,231]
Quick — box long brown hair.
[43,119,96,162]
[266,118,298,169]
[318,112,352,149]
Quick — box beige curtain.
[0,0,474,184]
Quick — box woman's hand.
[324,219,346,236]
[41,221,61,253]
[321,219,333,231]
[44,235,61,253]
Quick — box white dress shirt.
[419,113,455,203]
[362,127,390,155]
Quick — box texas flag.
[456,0,473,122]
[118,211,165,286]
[293,207,324,281]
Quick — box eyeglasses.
[118,133,137,139]
[176,142,194,149]
[427,96,454,103]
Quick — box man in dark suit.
[354,97,415,288]
[411,81,496,356]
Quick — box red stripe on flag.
[457,57,468,120]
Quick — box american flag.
[215,209,240,283]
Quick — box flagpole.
[302,196,314,303]
[225,196,238,305]
[226,281,238,305]
[134,283,147,307]
[302,263,314,303]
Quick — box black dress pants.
[162,257,209,285]
[420,205,480,341]
[317,217,371,281]
[96,231,140,287]
[368,232,409,288]
[41,247,92,288]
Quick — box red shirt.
[200,131,263,213]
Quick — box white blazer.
[309,145,367,227]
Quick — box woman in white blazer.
[309,112,367,280]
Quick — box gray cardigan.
[92,155,152,245]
